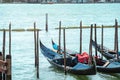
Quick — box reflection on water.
[49,65,120,80]
[98,73,120,80]
[49,66,90,80]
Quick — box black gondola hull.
[40,41,96,75]
[48,59,96,75]
[52,40,120,73]
[92,40,115,59]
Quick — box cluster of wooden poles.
[0,22,40,80]
[56,19,119,75]
[0,23,12,80]
[0,14,119,78]
[94,19,119,60]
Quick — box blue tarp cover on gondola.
[73,63,90,70]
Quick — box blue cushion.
[73,63,90,70]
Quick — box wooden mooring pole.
[34,22,37,67]
[2,29,6,80]
[63,28,67,75]
[89,24,93,65]
[6,55,11,80]
[0,52,3,79]
[6,22,12,80]
[58,21,61,54]
[114,19,117,51]
[94,24,97,57]
[115,19,119,60]
[9,23,11,56]
[34,22,39,78]
[45,13,48,32]
[36,30,39,79]
[101,25,104,59]
[79,21,82,54]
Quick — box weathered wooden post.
[63,28,67,75]
[6,55,11,80]
[45,13,48,32]
[58,21,61,54]
[9,23,11,56]
[114,19,117,51]
[34,22,37,67]
[101,25,104,59]
[2,29,6,80]
[2,29,6,64]
[89,24,93,65]
[94,24,97,57]
[0,52,3,79]
[6,22,12,80]
[80,21,82,54]
[33,22,39,78]
[36,30,39,79]
[115,19,119,60]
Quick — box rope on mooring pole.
[2,29,6,80]
[6,22,12,80]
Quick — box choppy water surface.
[0,3,120,80]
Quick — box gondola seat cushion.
[73,63,90,70]
[76,52,89,63]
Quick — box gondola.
[92,40,118,59]
[40,41,96,75]
[52,40,120,73]
[92,20,120,60]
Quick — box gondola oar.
[63,28,67,75]
[80,21,82,54]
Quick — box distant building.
[115,0,120,2]
[71,0,88,3]
[0,0,2,2]
[99,0,106,2]
[0,0,120,3]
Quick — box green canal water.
[0,3,120,80]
